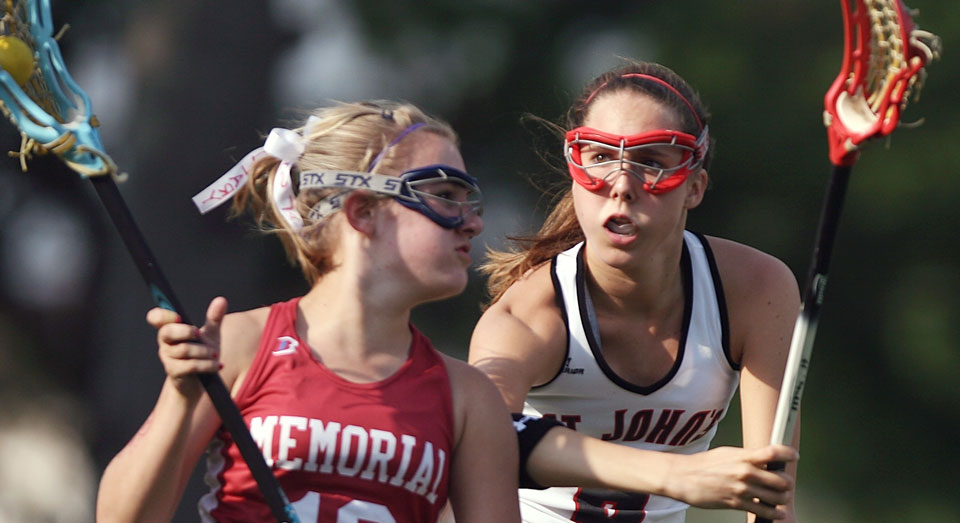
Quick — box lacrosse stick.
[756,1,940,521]
[0,1,299,521]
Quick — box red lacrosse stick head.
[823,0,941,166]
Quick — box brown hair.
[230,100,458,285]
[481,61,712,305]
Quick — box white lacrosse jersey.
[520,231,740,523]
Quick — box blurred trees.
[0,0,956,521]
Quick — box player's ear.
[684,168,707,209]
[342,192,382,236]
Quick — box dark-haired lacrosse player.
[96,101,522,522]
[471,61,800,522]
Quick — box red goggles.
[564,126,709,194]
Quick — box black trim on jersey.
[694,232,738,371]
[531,254,571,390]
[576,240,694,395]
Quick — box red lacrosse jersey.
[199,297,455,523]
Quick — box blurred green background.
[0,1,957,521]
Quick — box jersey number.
[571,488,649,522]
[292,491,397,523]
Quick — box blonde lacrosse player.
[97,101,520,523]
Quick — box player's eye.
[418,182,466,202]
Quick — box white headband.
[191,116,321,232]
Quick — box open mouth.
[604,216,637,236]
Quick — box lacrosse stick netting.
[0,0,115,176]
[756,2,940,522]
[0,1,300,521]
[823,0,942,166]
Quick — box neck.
[583,232,686,318]
[298,261,416,361]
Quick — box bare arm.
[444,357,521,523]
[97,382,221,522]
[468,265,567,411]
[526,426,796,520]
[711,238,802,522]
[96,297,258,522]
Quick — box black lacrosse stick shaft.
[755,164,851,523]
[89,176,299,523]
[802,164,852,301]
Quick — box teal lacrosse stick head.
[0,0,116,177]
[0,4,301,521]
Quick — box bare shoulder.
[441,353,506,427]
[703,235,798,303]
[219,306,271,393]
[441,354,501,394]
[498,262,560,317]
[470,262,567,407]
[439,356,521,520]
[704,236,800,362]
[480,262,565,348]
[440,353,512,439]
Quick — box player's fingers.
[747,481,792,507]
[156,322,201,346]
[748,445,799,466]
[162,354,222,377]
[146,307,181,329]
[160,340,219,361]
[200,296,228,344]
[745,500,786,521]
[762,468,794,492]
[158,339,221,379]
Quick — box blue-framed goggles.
[299,164,483,229]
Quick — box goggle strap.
[300,170,406,197]
[694,125,710,164]
[367,122,426,172]
[300,170,410,225]
[300,167,482,229]
[307,191,349,222]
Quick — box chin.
[591,241,643,268]
[443,277,469,298]
[421,274,469,304]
